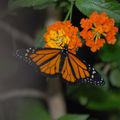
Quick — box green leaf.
[68,0,75,2]
[99,43,120,62]
[67,85,108,105]
[110,69,120,87]
[17,99,51,120]
[87,90,120,110]
[67,85,120,110]
[34,28,46,48]
[75,0,120,23]
[9,0,57,9]
[58,114,89,120]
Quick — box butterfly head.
[64,44,68,49]
[61,44,68,55]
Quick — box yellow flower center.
[46,29,70,48]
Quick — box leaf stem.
[64,1,74,21]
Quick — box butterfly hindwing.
[61,56,76,83]
[61,52,104,85]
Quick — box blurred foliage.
[75,0,120,24]
[58,114,89,120]
[8,0,57,10]
[17,99,89,120]
[9,0,120,120]
[9,0,120,23]
[110,69,120,87]
[17,99,51,120]
[99,43,120,62]
[34,28,46,48]
[67,85,120,110]
[99,33,120,62]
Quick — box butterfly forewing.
[16,48,61,76]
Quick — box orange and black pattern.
[16,47,104,85]
[29,49,61,75]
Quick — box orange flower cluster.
[80,12,118,52]
[44,21,82,53]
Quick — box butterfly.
[16,45,104,85]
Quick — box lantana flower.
[44,21,82,53]
[80,12,118,52]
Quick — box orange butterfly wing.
[16,48,104,85]
[16,48,61,75]
[61,52,104,85]
[29,48,61,75]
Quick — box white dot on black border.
[92,71,96,74]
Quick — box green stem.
[70,1,74,21]
[64,1,74,21]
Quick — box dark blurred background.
[0,0,48,120]
[0,0,120,120]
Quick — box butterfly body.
[16,45,105,85]
[59,45,69,72]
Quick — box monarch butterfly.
[16,45,104,85]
